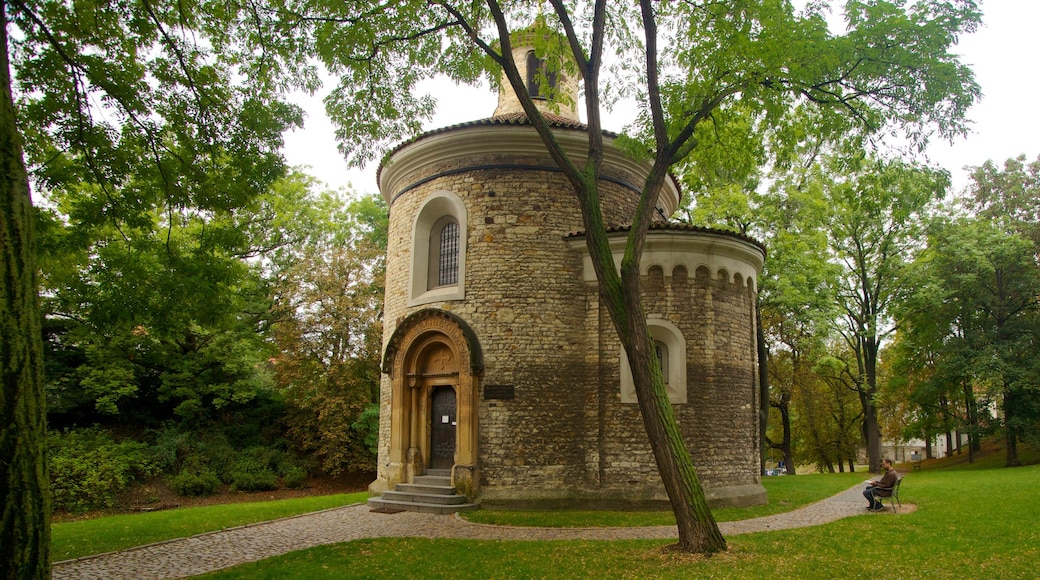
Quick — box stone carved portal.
[385,310,480,491]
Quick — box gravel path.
[53,484,911,579]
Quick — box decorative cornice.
[565,224,767,288]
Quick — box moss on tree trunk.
[1,4,51,576]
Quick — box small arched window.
[620,320,686,404]
[526,51,557,100]
[433,218,459,288]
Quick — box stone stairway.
[367,469,479,515]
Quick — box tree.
[290,0,979,552]
[2,1,49,574]
[898,216,1040,466]
[965,154,1040,247]
[758,166,842,474]
[820,158,947,471]
[4,0,311,568]
[273,192,388,474]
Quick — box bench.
[874,474,904,513]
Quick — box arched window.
[431,217,459,288]
[410,191,467,305]
[526,51,557,100]
[620,320,686,404]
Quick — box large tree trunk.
[1,4,52,577]
[862,405,882,469]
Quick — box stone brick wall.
[376,122,765,507]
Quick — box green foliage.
[893,210,1040,462]
[228,466,279,492]
[49,428,159,512]
[352,403,381,458]
[281,466,308,489]
[146,425,309,496]
[227,446,303,492]
[273,193,386,475]
[168,470,222,497]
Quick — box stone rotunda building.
[369,38,767,512]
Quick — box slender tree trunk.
[862,343,882,472]
[1004,387,1020,467]
[621,289,726,553]
[778,397,794,475]
[756,300,770,475]
[1,5,52,576]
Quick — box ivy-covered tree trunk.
[1,4,51,577]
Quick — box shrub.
[229,465,279,491]
[281,465,308,489]
[168,469,221,496]
[229,448,279,491]
[49,428,159,512]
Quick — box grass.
[51,492,369,561]
[199,463,1040,579]
[462,471,865,527]
[56,442,1038,578]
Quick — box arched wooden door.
[429,387,457,470]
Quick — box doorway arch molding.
[382,309,484,377]
[381,309,483,492]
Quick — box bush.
[281,465,308,489]
[228,447,280,491]
[168,469,221,496]
[49,428,159,512]
[229,465,279,491]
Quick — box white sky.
[283,1,1039,198]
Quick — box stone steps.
[368,470,479,515]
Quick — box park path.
[53,484,907,579]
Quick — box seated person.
[863,458,898,511]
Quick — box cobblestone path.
[53,484,911,579]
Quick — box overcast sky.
[283,1,1039,198]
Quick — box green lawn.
[462,471,865,527]
[51,492,369,561]
[51,471,858,560]
[198,464,1040,579]
[54,447,1039,578]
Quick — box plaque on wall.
[484,384,515,400]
